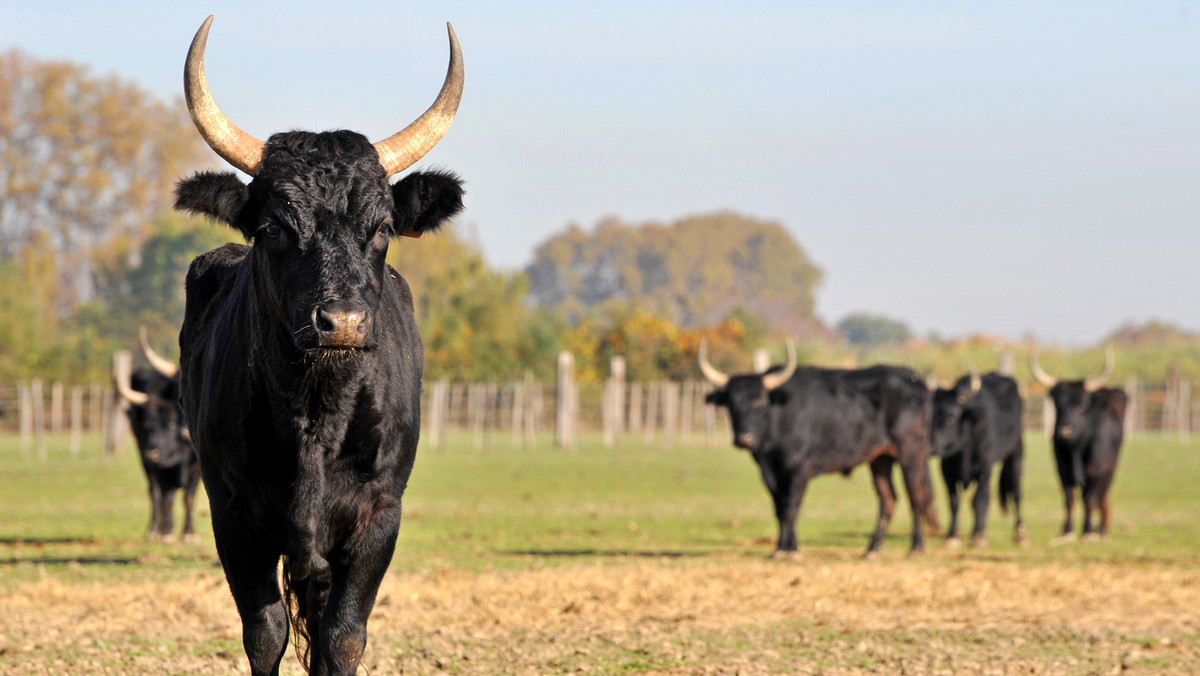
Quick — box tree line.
[1,49,1197,387]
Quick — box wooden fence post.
[89,383,103,432]
[50,381,64,434]
[105,351,132,455]
[1041,396,1055,440]
[628,383,643,436]
[1179,381,1191,441]
[31,379,46,461]
[556,351,576,450]
[18,382,32,457]
[679,380,695,442]
[642,381,659,447]
[661,381,679,449]
[1123,378,1138,441]
[523,371,538,450]
[603,356,625,448]
[70,386,84,456]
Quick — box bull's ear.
[391,169,465,238]
[175,171,250,235]
[705,390,728,406]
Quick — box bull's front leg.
[940,457,962,547]
[969,467,993,548]
[867,455,898,556]
[771,473,809,558]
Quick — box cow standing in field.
[700,342,938,557]
[173,16,464,675]
[116,328,201,543]
[930,369,1027,548]
[1031,347,1126,543]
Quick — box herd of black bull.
[107,15,1127,676]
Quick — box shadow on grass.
[1,555,140,566]
[0,537,99,546]
[502,548,705,559]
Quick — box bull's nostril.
[312,305,372,347]
[313,307,335,334]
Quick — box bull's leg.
[1082,472,1115,541]
[896,454,932,554]
[940,457,962,546]
[158,487,179,543]
[182,464,201,544]
[867,456,897,555]
[1000,447,1028,545]
[147,480,165,541]
[312,512,402,676]
[212,513,290,676]
[774,475,809,555]
[969,467,993,548]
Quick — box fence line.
[0,374,1196,454]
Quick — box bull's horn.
[1084,345,1115,391]
[1029,351,1057,389]
[697,339,730,388]
[184,16,267,176]
[373,23,464,177]
[963,361,982,400]
[140,327,179,378]
[115,376,150,406]
[761,340,798,391]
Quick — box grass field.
[1,431,1198,674]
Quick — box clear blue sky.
[5,1,1198,344]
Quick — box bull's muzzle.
[312,305,373,348]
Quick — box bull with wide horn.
[698,339,798,391]
[1029,344,1115,391]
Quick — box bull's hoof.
[863,550,881,561]
[1081,532,1109,543]
[1014,527,1031,547]
[944,537,962,550]
[969,534,988,549]
[1049,532,1077,547]
[161,533,178,545]
[182,533,200,545]
[770,550,803,561]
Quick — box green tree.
[836,312,912,347]
[524,212,826,338]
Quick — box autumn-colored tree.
[525,212,826,338]
[0,49,206,302]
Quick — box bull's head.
[118,330,192,468]
[929,365,983,457]
[174,16,465,352]
[700,340,797,450]
[1030,345,1115,441]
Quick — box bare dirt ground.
[3,553,1199,675]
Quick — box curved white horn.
[761,340,798,391]
[184,16,267,175]
[372,23,464,176]
[1084,345,1115,391]
[140,327,179,378]
[697,339,730,388]
[1029,351,1057,389]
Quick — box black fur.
[930,373,1026,546]
[124,368,201,543]
[177,130,462,676]
[1046,382,1127,540]
[705,364,938,556]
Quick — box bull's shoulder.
[386,265,415,312]
[183,243,249,333]
[1093,387,1128,420]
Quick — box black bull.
[700,343,939,557]
[1031,348,1127,542]
[116,331,201,543]
[174,16,464,676]
[930,371,1027,548]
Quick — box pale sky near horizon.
[4,1,1198,345]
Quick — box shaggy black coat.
[706,365,937,556]
[176,130,463,676]
[1046,381,1127,540]
[125,368,201,542]
[930,373,1026,547]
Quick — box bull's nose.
[736,433,756,448]
[313,305,373,348]
[1058,425,1074,439]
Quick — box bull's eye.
[261,224,282,239]
[375,222,392,239]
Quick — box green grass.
[2,430,1198,581]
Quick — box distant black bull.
[930,369,1027,548]
[117,328,200,543]
[1031,346,1126,543]
[174,16,464,676]
[700,342,938,557]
